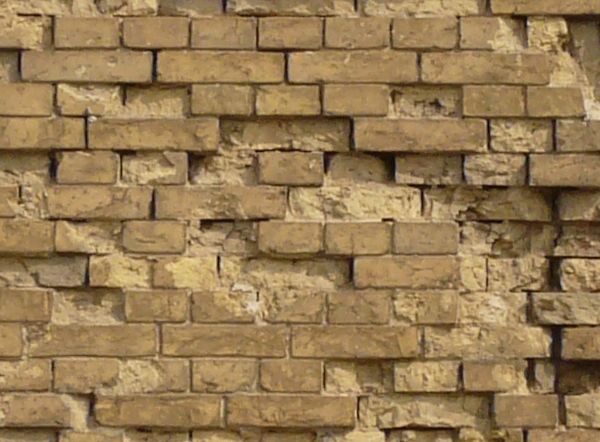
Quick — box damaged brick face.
[0,0,599,441]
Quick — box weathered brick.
[394,361,459,392]
[327,290,390,324]
[533,293,600,325]
[258,152,324,186]
[0,360,50,391]
[124,18,189,48]
[163,325,288,357]
[256,85,320,116]
[0,324,23,357]
[159,0,222,15]
[560,259,600,291]
[529,429,600,442]
[527,87,585,117]
[0,16,50,49]
[491,119,552,153]
[325,222,391,255]
[492,0,600,14]
[260,360,322,393]
[559,191,600,221]
[393,222,458,255]
[228,0,354,16]
[122,152,188,185]
[193,360,257,393]
[355,119,487,152]
[488,257,549,291]
[354,256,459,289]
[460,17,524,50]
[395,155,462,185]
[153,257,217,289]
[89,255,152,288]
[530,154,600,187]
[0,187,17,218]
[95,396,222,428]
[0,395,72,428]
[55,18,119,48]
[56,151,119,184]
[122,221,186,254]
[158,51,284,83]
[393,18,458,49]
[566,394,600,428]
[125,290,188,322]
[289,51,417,83]
[0,289,50,321]
[463,361,527,392]
[324,85,389,116]
[0,84,53,116]
[227,395,355,427]
[292,326,419,358]
[89,119,218,151]
[464,154,527,186]
[558,121,600,152]
[0,118,84,149]
[22,51,153,83]
[495,395,558,427]
[28,325,156,357]
[422,52,550,84]
[463,86,525,117]
[56,84,122,116]
[0,220,53,254]
[191,85,254,116]
[258,222,323,255]
[47,186,152,220]
[563,327,600,360]
[326,18,389,49]
[55,221,120,254]
[259,18,322,49]
[156,186,286,220]
[362,0,484,16]
[192,18,256,49]
[262,288,325,324]
[191,290,255,324]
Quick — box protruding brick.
[258,152,324,186]
[325,222,391,255]
[530,154,600,187]
[123,221,186,254]
[227,0,355,16]
[0,360,50,391]
[192,18,256,49]
[464,154,527,186]
[54,18,120,48]
[153,257,217,289]
[464,361,527,392]
[565,394,600,428]
[89,255,152,288]
[394,361,459,392]
[393,18,458,49]
[259,18,322,49]
[57,151,119,184]
[258,222,323,255]
[326,18,390,49]
[328,290,390,324]
[395,155,462,185]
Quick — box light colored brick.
[260,360,322,392]
[191,290,255,324]
[533,292,600,325]
[491,119,552,153]
[327,290,390,324]
[463,361,527,392]
[566,394,600,428]
[393,18,458,49]
[325,222,391,255]
[122,152,188,185]
[460,17,524,50]
[124,17,189,48]
[55,221,120,254]
[191,85,254,116]
[394,361,459,392]
[464,154,527,186]
[531,154,600,187]
[192,18,256,49]
[258,152,324,186]
[393,222,458,255]
[256,86,320,116]
[492,0,600,14]
[56,151,118,184]
[0,360,50,391]
[362,0,483,16]
[153,256,217,289]
[56,84,122,116]
[529,429,600,442]
[89,255,152,288]
[259,18,322,49]
[326,18,390,48]
[227,0,355,15]
[324,85,389,116]
[193,360,257,393]
[55,18,119,48]
[123,221,186,254]
[527,87,585,117]
[0,16,50,49]
[262,288,325,324]
[0,220,54,254]
[125,290,188,322]
[463,86,525,117]
[0,84,53,116]
[258,222,323,255]
[0,187,17,218]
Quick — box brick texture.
[0,2,599,439]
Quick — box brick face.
[1,4,599,438]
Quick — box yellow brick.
[324,84,389,116]
[259,18,323,49]
[153,256,217,289]
[326,18,389,49]
[0,118,84,150]
[90,255,152,288]
[393,18,458,49]
[57,84,122,116]
[0,360,51,391]
[0,324,22,357]
[393,222,459,254]
[192,360,258,392]
[0,16,50,49]
[327,290,390,324]
[125,290,188,322]
[460,17,524,50]
[192,17,256,49]
[55,18,120,48]
[258,222,323,255]
[0,187,18,217]
[191,85,254,116]
[324,222,391,255]
[124,17,189,48]
[0,395,72,428]
[558,121,600,152]
[191,290,255,323]
[122,221,187,254]
[530,154,600,187]
[258,152,324,186]
[492,0,600,14]
[0,220,54,254]
[56,151,119,184]
[0,84,53,116]
[563,327,600,359]
[122,152,188,185]
[0,289,51,321]
[256,85,320,116]
[260,360,322,392]
[227,0,354,15]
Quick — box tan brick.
[89,119,218,152]
[258,222,323,255]
[0,324,22,357]
[124,17,189,48]
[325,222,391,255]
[54,359,119,393]
[530,154,600,187]
[328,290,390,324]
[256,85,320,116]
[463,86,525,117]
[125,290,188,322]
[0,256,87,289]
[563,327,600,360]
[0,118,84,150]
[362,0,483,16]
[156,186,286,220]
[47,186,151,220]
[0,84,53,116]
[193,360,257,393]
[0,395,72,428]
[57,84,122,116]
[227,395,355,428]
[289,51,417,83]
[122,152,188,185]
[0,220,54,254]
[464,154,527,186]
[492,0,600,14]
[0,15,50,49]
[0,53,18,82]
[0,360,50,391]
[560,258,600,291]
[566,394,600,428]
[464,361,527,392]
[559,191,600,221]
[393,18,458,49]
[292,326,418,358]
[0,289,51,321]
[158,51,284,83]
[259,18,322,49]
[96,396,222,428]
[191,290,255,324]
[55,18,120,48]
[89,255,151,288]
[495,395,558,427]
[153,257,217,289]
[394,361,459,392]
[324,85,389,116]
[222,118,350,152]
[422,52,550,84]
[22,50,152,83]
[0,187,17,217]
[227,0,354,15]
[529,429,600,442]
[56,151,118,184]
[460,17,524,50]
[192,18,256,49]
[533,292,600,325]
[163,325,288,357]
[558,121,600,152]
[159,0,222,15]
[395,154,462,185]
[55,221,120,254]
[355,119,487,152]
[354,256,459,289]
[326,18,389,49]
[260,360,321,393]
[328,153,390,183]
[491,119,552,153]
[528,87,585,117]
[393,222,458,255]
[258,152,324,186]
[191,85,254,116]
[29,325,156,357]
[262,288,325,324]
[123,221,186,254]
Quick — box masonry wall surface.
[0,0,600,441]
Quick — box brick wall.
[0,0,600,440]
